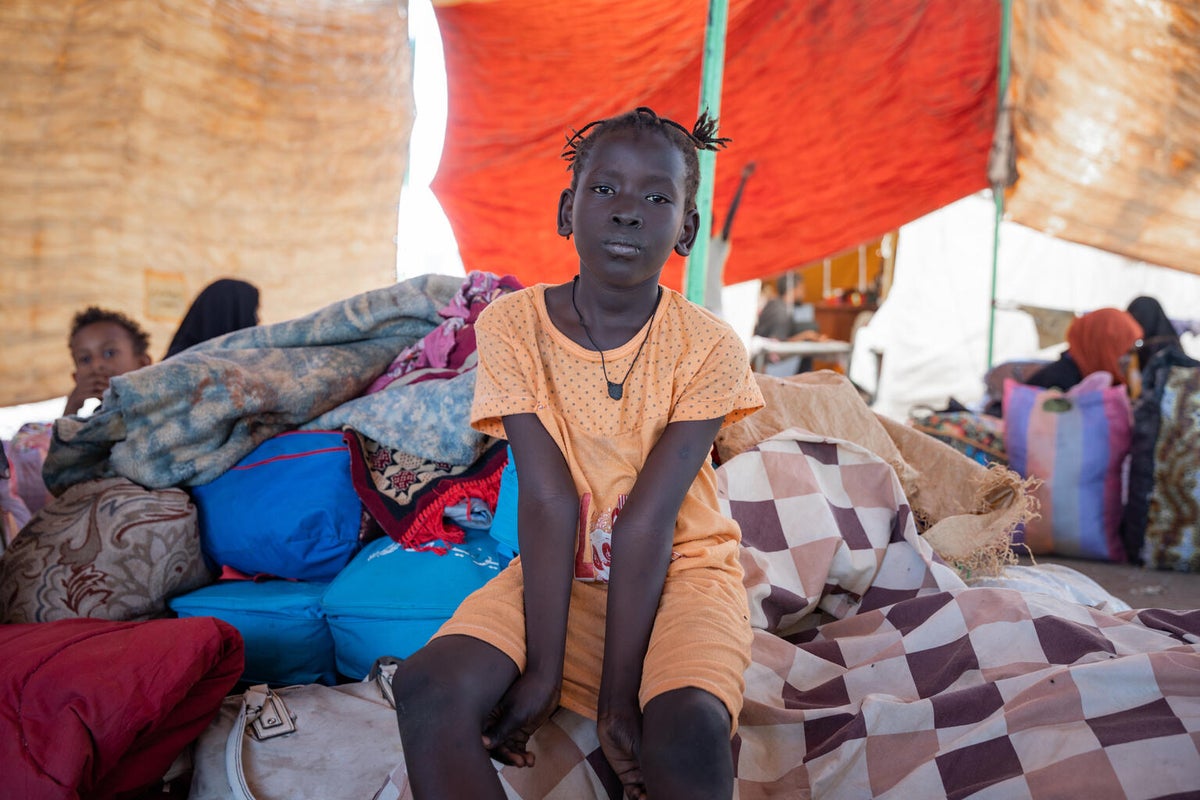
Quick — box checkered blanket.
[375,430,1200,799]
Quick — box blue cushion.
[489,445,519,558]
[321,532,507,678]
[169,579,337,685]
[191,430,362,581]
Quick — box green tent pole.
[987,0,1013,368]
[684,0,729,304]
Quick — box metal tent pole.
[987,0,1014,368]
[684,0,729,304]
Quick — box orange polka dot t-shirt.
[471,283,763,580]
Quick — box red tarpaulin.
[431,0,999,290]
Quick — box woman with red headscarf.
[1023,307,1143,393]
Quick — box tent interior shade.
[4,0,1199,406]
[430,0,1199,284]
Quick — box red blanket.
[0,617,243,800]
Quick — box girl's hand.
[481,671,561,767]
[597,705,645,800]
[64,376,108,415]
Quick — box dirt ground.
[1023,553,1200,611]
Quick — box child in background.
[64,307,152,416]
[392,107,763,800]
[2,306,151,541]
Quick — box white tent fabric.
[852,192,1200,421]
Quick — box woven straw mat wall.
[1007,0,1200,275]
[1,0,413,406]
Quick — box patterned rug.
[345,431,508,554]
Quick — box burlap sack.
[716,372,1035,577]
[0,477,213,622]
[716,372,921,499]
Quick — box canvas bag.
[1003,372,1132,561]
[189,661,402,800]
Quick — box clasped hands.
[482,671,647,799]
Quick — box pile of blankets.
[6,273,519,799]
[377,428,1200,799]
[24,275,1200,798]
[43,273,493,494]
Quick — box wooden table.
[813,302,877,343]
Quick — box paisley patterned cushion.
[0,477,213,623]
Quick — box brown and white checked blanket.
[375,430,1200,799]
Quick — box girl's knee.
[644,687,732,738]
[393,653,475,712]
[641,688,734,786]
[390,657,447,711]
[391,636,518,721]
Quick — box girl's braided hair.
[561,106,729,210]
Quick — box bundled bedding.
[10,277,1199,798]
[0,616,243,800]
[42,273,488,494]
[376,428,1200,798]
[0,274,523,792]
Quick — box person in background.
[1126,295,1183,375]
[1021,307,1143,395]
[753,274,821,374]
[165,278,260,358]
[754,274,819,341]
[65,307,153,416]
[3,306,152,538]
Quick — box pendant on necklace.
[607,381,623,401]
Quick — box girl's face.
[70,322,149,384]
[558,128,698,289]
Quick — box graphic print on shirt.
[574,492,626,582]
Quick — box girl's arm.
[505,413,578,678]
[480,412,578,764]
[596,416,724,727]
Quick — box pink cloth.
[365,272,522,395]
[2,422,53,544]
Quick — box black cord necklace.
[570,276,662,401]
